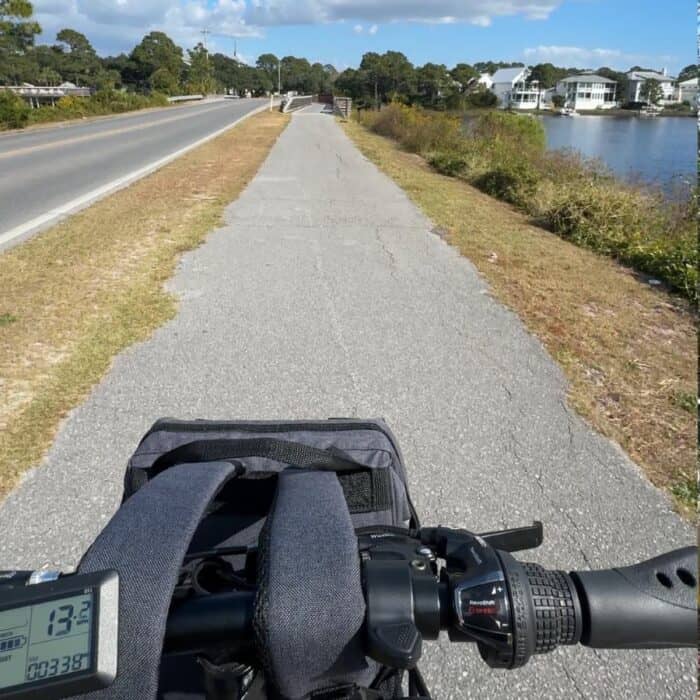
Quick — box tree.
[149,67,178,94]
[473,61,523,75]
[677,64,698,82]
[256,52,279,89]
[0,0,41,84]
[0,0,40,54]
[450,63,478,92]
[415,62,453,107]
[551,93,565,109]
[639,78,663,105]
[527,62,570,89]
[131,31,183,89]
[186,43,215,94]
[55,28,100,85]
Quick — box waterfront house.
[555,74,618,110]
[489,67,543,109]
[626,69,676,104]
[675,77,698,106]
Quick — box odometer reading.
[0,591,93,691]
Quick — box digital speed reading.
[0,592,93,692]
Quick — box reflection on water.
[538,115,697,195]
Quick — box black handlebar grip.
[571,546,697,649]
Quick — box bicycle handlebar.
[163,535,697,668]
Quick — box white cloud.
[32,0,258,55]
[523,45,675,70]
[29,0,565,56]
[353,24,364,33]
[244,1,561,26]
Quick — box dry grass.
[344,119,697,516]
[0,109,289,499]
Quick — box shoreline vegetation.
[343,115,697,515]
[358,104,697,303]
[0,110,289,500]
[0,89,171,130]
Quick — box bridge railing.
[281,95,313,113]
[333,96,352,120]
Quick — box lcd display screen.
[0,590,94,691]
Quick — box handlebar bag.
[121,418,419,699]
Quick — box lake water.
[538,114,697,194]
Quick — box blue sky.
[32,1,696,73]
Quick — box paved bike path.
[0,108,693,699]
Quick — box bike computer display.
[0,570,118,700]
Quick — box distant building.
[477,73,493,90]
[626,69,676,104]
[0,82,92,107]
[555,74,618,110]
[675,77,698,105]
[489,67,543,110]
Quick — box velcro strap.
[76,462,240,700]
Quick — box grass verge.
[0,109,289,499]
[343,118,697,516]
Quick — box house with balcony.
[555,74,618,110]
[675,77,698,106]
[489,67,543,109]
[626,69,676,104]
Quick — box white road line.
[0,102,273,251]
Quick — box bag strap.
[149,438,373,476]
[76,461,241,700]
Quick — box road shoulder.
[0,109,289,499]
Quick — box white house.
[489,67,543,110]
[476,72,493,90]
[626,69,676,104]
[675,77,698,105]
[555,74,618,110]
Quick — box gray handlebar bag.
[253,469,378,699]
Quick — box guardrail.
[168,95,204,103]
[333,96,352,120]
[281,95,313,113]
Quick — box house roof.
[627,70,675,82]
[490,67,527,84]
[678,77,698,87]
[558,74,616,84]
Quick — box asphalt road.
[0,105,694,698]
[0,97,267,248]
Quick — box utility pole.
[201,28,210,51]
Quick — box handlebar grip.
[571,546,697,649]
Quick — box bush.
[362,102,697,302]
[465,89,498,108]
[470,110,546,154]
[0,91,30,129]
[367,102,463,154]
[428,152,469,176]
[475,160,540,207]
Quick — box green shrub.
[470,111,546,154]
[368,102,463,154]
[474,160,541,207]
[428,151,469,176]
[0,91,30,129]
[362,102,697,302]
